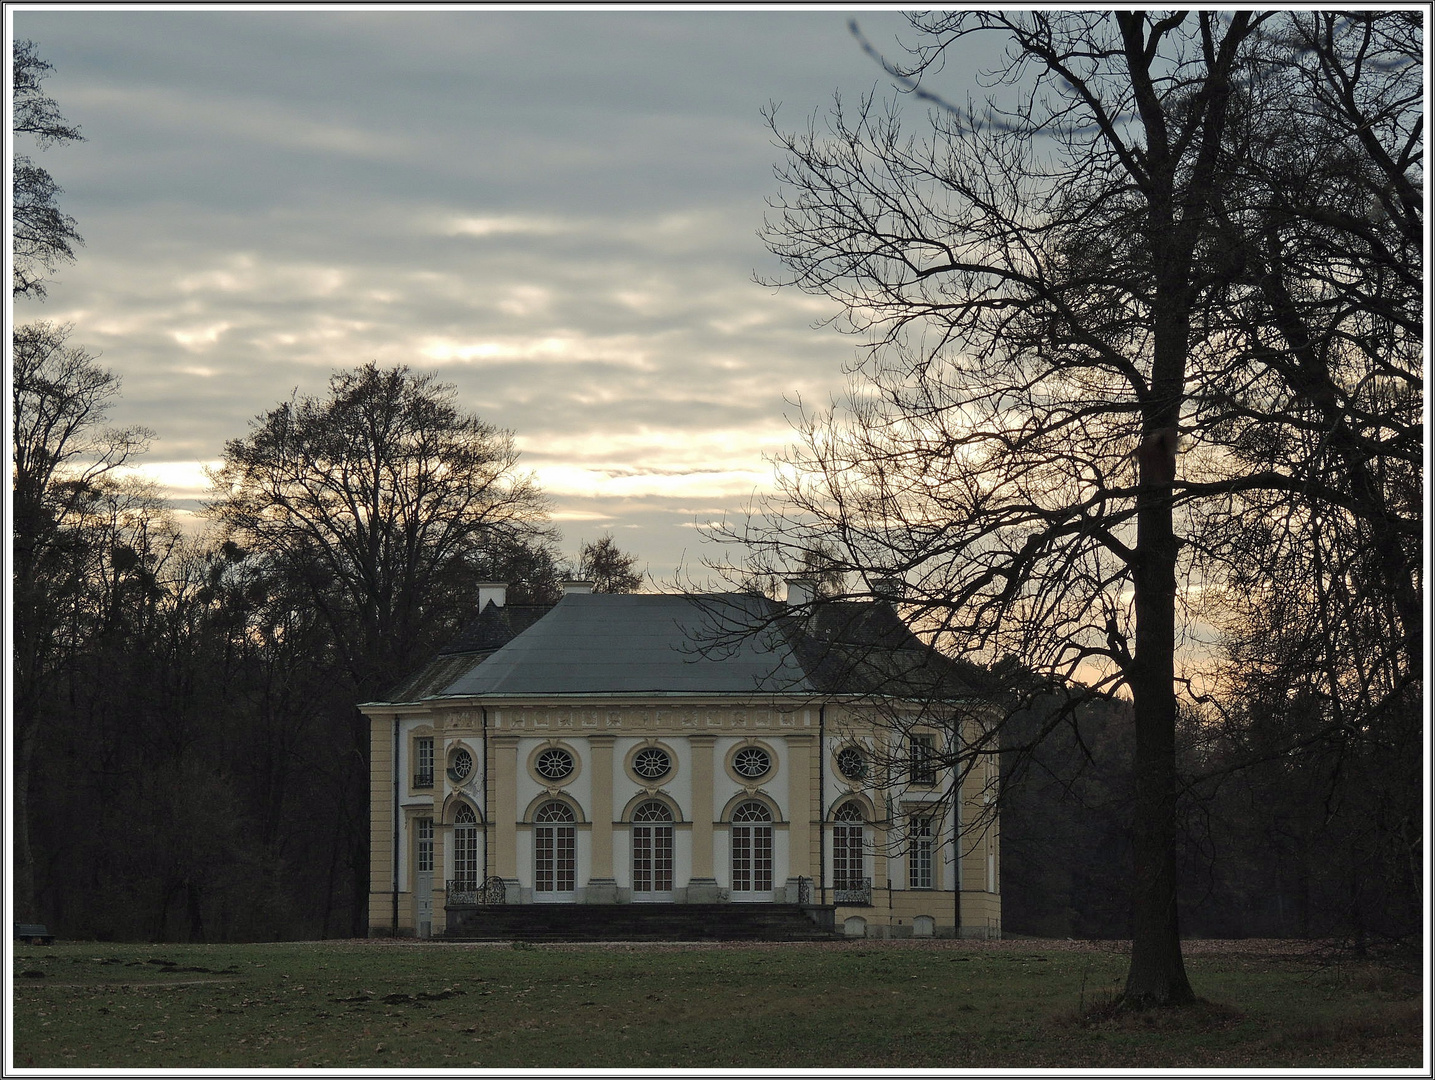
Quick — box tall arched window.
[453,804,478,889]
[909,814,934,889]
[534,801,576,900]
[833,802,866,892]
[631,800,674,901]
[730,800,773,899]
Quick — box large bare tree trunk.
[1122,254,1197,1002]
[1125,460,1194,1005]
[13,723,40,923]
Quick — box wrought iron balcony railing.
[413,770,434,788]
[446,876,506,906]
[833,876,873,906]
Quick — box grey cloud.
[13,8,921,581]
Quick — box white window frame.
[909,733,937,787]
[909,815,934,890]
[453,805,478,888]
[414,736,435,789]
[416,817,434,874]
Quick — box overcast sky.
[12,7,973,586]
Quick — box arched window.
[730,801,773,897]
[632,800,673,823]
[453,804,478,889]
[731,800,772,823]
[631,800,674,900]
[535,801,576,823]
[833,802,865,892]
[534,801,576,899]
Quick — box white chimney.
[561,579,594,596]
[785,578,816,607]
[477,582,507,609]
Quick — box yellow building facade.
[364,584,1000,940]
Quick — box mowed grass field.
[11,937,1423,1070]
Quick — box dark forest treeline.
[16,438,1419,945]
[12,40,649,939]
[14,342,595,941]
[1001,688,1421,952]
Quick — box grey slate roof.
[440,593,814,697]
[373,589,988,705]
[382,601,556,702]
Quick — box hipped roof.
[374,591,983,705]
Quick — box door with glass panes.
[452,805,479,890]
[534,801,577,901]
[832,802,867,899]
[414,817,434,937]
[630,801,674,901]
[729,801,774,901]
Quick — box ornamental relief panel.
[488,705,802,732]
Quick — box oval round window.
[733,746,771,779]
[837,746,867,780]
[632,747,672,781]
[535,747,575,781]
[450,748,474,781]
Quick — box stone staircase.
[442,903,840,942]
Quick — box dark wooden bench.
[14,923,53,945]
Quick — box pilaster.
[587,735,617,900]
[687,735,718,900]
[492,735,519,880]
[785,733,812,878]
[369,717,395,931]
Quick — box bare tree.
[1181,14,1421,951]
[714,11,1418,1006]
[12,39,83,300]
[577,532,646,593]
[206,362,556,697]
[206,362,558,933]
[11,322,151,921]
[1192,10,1421,718]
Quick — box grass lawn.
[10,937,1423,1070]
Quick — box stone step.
[443,903,841,942]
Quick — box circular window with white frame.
[448,746,475,783]
[631,745,672,782]
[534,746,575,782]
[836,744,867,782]
[730,744,773,781]
[527,742,581,787]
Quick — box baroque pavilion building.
[363,579,1001,939]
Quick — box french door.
[730,800,774,901]
[415,817,434,937]
[534,802,576,901]
[452,805,479,889]
[632,800,675,901]
[833,823,864,890]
